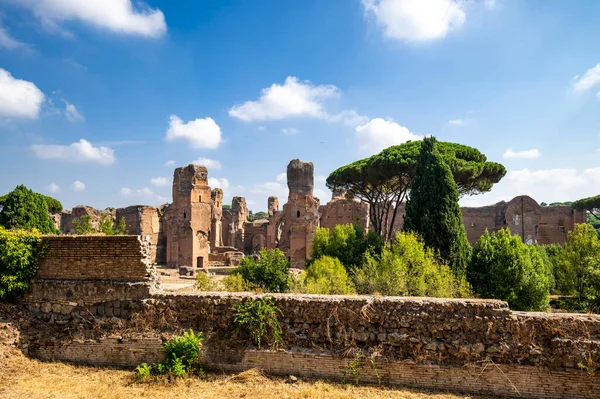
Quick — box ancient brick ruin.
[55,160,586,270]
[16,236,600,399]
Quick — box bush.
[538,244,562,293]
[99,214,127,235]
[310,224,383,272]
[232,249,289,292]
[221,273,247,292]
[353,231,470,298]
[194,272,218,291]
[301,256,355,295]
[467,228,549,311]
[73,215,94,235]
[0,185,57,234]
[233,296,283,349]
[0,227,45,299]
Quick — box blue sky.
[1,0,599,212]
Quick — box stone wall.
[116,205,162,264]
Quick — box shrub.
[538,244,562,293]
[163,329,203,369]
[310,224,383,272]
[403,137,471,276]
[232,249,289,292]
[221,273,247,292]
[194,272,218,291]
[73,215,94,235]
[0,185,57,234]
[353,231,470,298]
[467,228,549,311]
[301,256,355,295]
[0,227,45,299]
[99,214,127,235]
[135,363,152,381]
[233,296,283,349]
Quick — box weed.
[342,353,381,385]
[232,296,283,349]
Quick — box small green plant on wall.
[135,329,204,382]
[232,296,283,349]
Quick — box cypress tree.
[403,136,470,276]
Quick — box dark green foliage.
[403,137,471,276]
[0,185,58,234]
[0,192,62,214]
[99,214,127,235]
[253,211,268,220]
[538,244,562,293]
[301,256,355,295]
[233,296,283,348]
[310,223,383,272]
[0,228,45,299]
[326,140,506,239]
[353,231,470,298]
[468,229,549,311]
[573,194,600,238]
[232,248,290,292]
[223,204,232,210]
[73,214,94,235]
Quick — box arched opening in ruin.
[297,210,300,218]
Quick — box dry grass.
[0,349,498,399]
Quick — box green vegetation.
[0,227,45,300]
[233,296,283,349]
[572,194,600,238]
[232,248,290,293]
[136,330,204,381]
[0,185,58,234]
[73,213,127,235]
[468,229,549,311]
[73,214,94,235]
[326,139,505,239]
[300,256,355,295]
[353,231,470,298]
[403,137,471,276]
[0,191,62,214]
[310,224,383,272]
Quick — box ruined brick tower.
[210,188,223,251]
[165,164,212,268]
[278,159,320,268]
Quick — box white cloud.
[275,172,287,182]
[120,186,168,204]
[573,63,600,92]
[165,115,223,149]
[251,181,288,199]
[30,139,116,165]
[316,175,327,183]
[64,100,84,122]
[71,180,85,192]
[229,76,338,122]
[0,68,45,119]
[0,25,25,49]
[327,110,369,126]
[502,148,541,159]
[46,183,60,193]
[17,0,166,38]
[208,177,230,190]
[164,160,176,167]
[461,167,600,206]
[150,177,169,187]
[192,157,222,169]
[281,127,300,135]
[447,118,464,125]
[355,118,422,154]
[362,0,466,42]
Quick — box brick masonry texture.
[18,235,600,399]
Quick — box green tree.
[467,228,550,311]
[0,185,57,234]
[73,214,94,235]
[403,137,471,276]
[310,224,383,272]
[0,227,44,299]
[99,214,127,235]
[558,223,600,310]
[353,231,469,298]
[301,256,355,295]
[572,194,600,238]
[0,193,62,214]
[326,140,505,239]
[232,248,290,292]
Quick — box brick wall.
[37,235,154,281]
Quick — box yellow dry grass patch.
[0,350,495,399]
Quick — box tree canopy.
[402,137,471,276]
[0,192,62,214]
[0,185,58,234]
[573,194,600,222]
[326,139,506,239]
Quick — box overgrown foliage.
[73,215,94,235]
[232,248,290,293]
[0,185,58,234]
[135,330,204,381]
[310,224,383,272]
[301,256,355,295]
[232,296,283,349]
[0,227,44,300]
[0,192,62,214]
[468,228,550,311]
[99,214,127,235]
[326,140,505,239]
[403,136,471,276]
[353,231,470,297]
